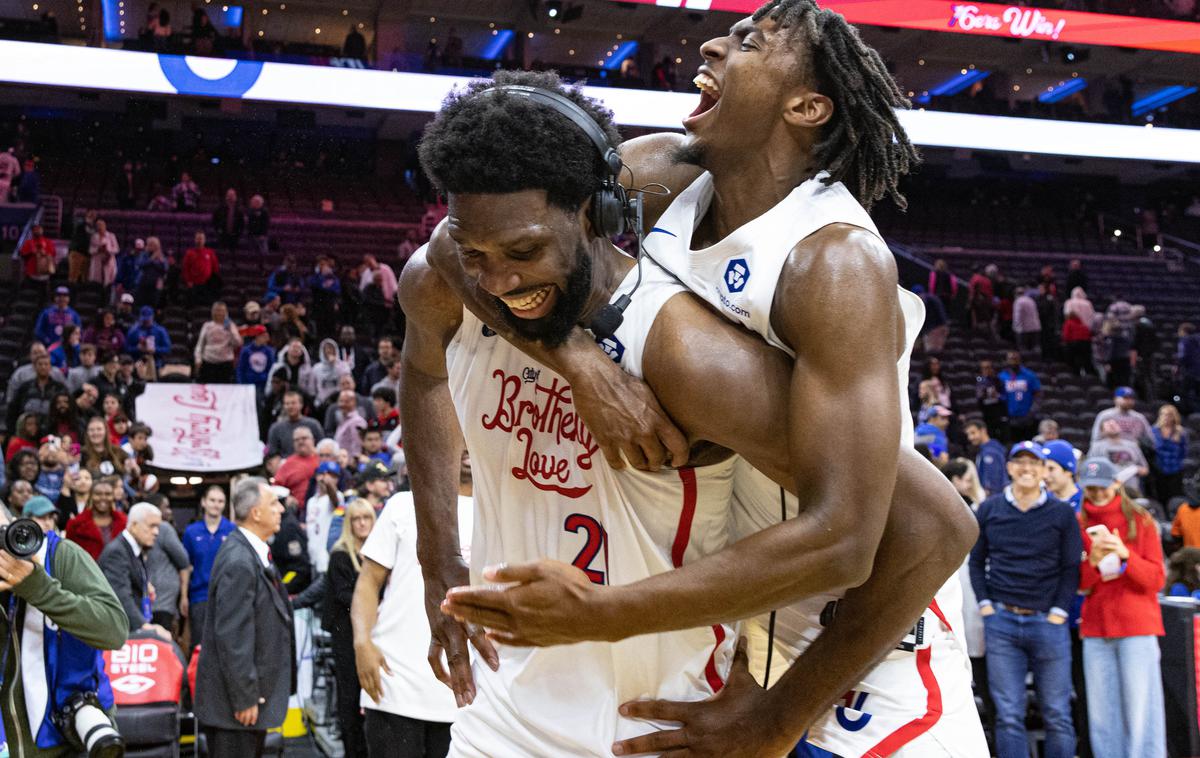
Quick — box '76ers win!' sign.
[481,368,598,498]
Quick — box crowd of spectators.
[1,199,425,752]
[913,252,1200,756]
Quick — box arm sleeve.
[194,323,208,364]
[236,352,249,384]
[210,557,261,711]
[160,527,190,570]
[18,540,127,650]
[1078,528,1101,591]
[1090,412,1105,445]
[266,425,283,459]
[967,503,990,603]
[326,550,358,613]
[360,506,402,571]
[1053,510,1084,612]
[95,545,145,634]
[1122,516,1166,593]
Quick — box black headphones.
[480,84,647,340]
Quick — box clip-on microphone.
[588,188,649,342]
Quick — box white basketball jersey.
[642,172,986,757]
[643,171,923,447]
[444,260,737,757]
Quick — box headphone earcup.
[590,183,627,238]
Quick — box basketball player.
[402,76,976,756]
[426,3,989,755]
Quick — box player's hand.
[355,640,393,704]
[424,556,499,708]
[442,560,608,647]
[0,551,35,593]
[612,637,791,757]
[234,705,259,726]
[569,353,688,471]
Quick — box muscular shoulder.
[781,223,897,299]
[773,223,898,343]
[396,237,463,333]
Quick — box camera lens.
[4,519,45,559]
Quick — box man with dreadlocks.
[425,2,988,756]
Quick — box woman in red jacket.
[65,477,127,560]
[1077,457,1166,758]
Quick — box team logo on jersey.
[482,324,497,338]
[598,335,625,364]
[724,258,750,293]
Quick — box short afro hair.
[418,70,622,212]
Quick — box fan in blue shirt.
[914,405,951,464]
[967,420,1009,495]
[998,352,1042,419]
[182,485,236,647]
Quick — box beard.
[495,242,594,348]
[671,138,707,168]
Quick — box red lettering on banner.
[480,369,597,498]
[170,410,224,461]
[173,384,218,411]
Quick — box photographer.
[0,512,128,755]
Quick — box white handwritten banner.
[135,383,264,472]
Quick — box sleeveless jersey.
[444,260,737,757]
[642,172,987,757]
[643,171,922,447]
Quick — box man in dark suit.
[98,501,172,641]
[195,477,294,758]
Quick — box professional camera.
[0,518,44,559]
[53,692,125,758]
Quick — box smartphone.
[1085,524,1110,540]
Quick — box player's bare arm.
[350,557,394,704]
[447,225,968,629]
[397,247,497,707]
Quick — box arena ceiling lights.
[0,40,1197,164]
[628,0,1200,55]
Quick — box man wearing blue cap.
[124,306,171,366]
[1042,440,1082,514]
[914,404,952,464]
[1040,439,1091,758]
[969,440,1082,758]
[306,460,344,573]
[1090,386,1152,446]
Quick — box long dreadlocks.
[753,0,919,210]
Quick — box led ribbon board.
[627,0,1200,54]
[0,40,1197,163]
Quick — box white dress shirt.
[238,526,271,568]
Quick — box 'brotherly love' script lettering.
[481,369,599,498]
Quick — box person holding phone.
[1077,457,1167,758]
